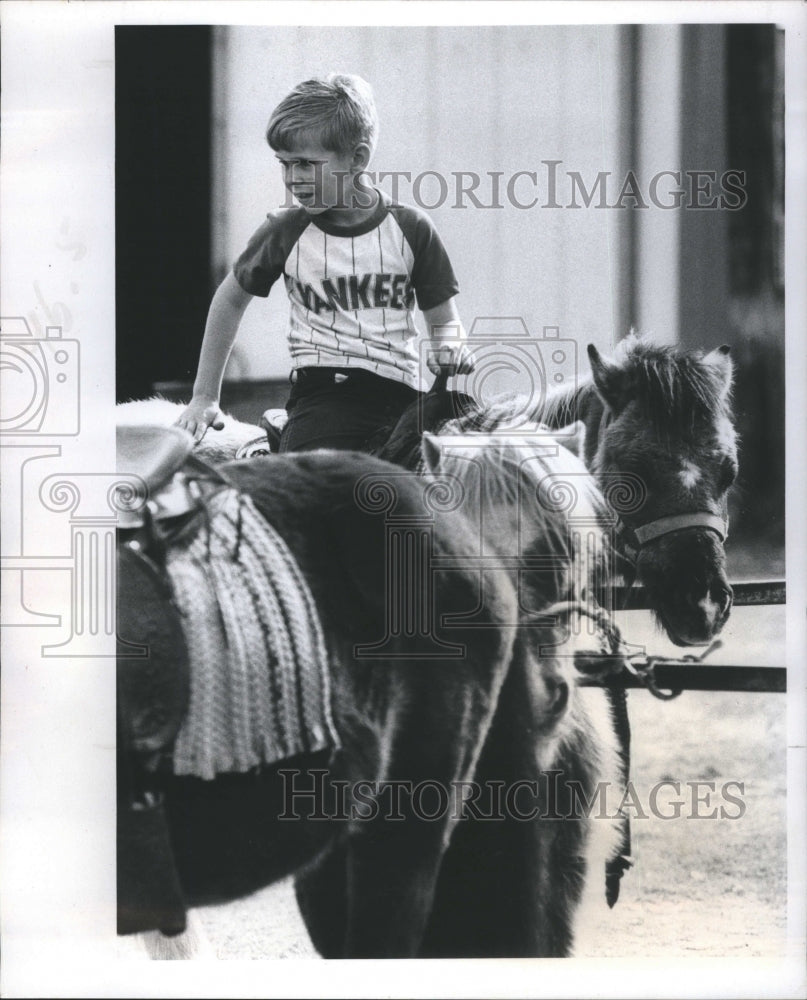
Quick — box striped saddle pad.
[163,487,340,780]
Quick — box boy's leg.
[279,372,418,453]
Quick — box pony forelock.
[614,337,733,433]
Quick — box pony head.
[586,336,737,646]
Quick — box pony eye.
[718,456,738,491]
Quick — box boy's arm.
[176,272,254,442]
[422,298,475,377]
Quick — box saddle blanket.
[164,487,340,780]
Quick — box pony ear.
[587,344,625,411]
[421,432,443,472]
[703,344,733,397]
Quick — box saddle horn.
[429,370,451,395]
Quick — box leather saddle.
[116,425,195,526]
[117,424,194,493]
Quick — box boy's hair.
[266,73,379,156]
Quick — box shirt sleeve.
[233,210,311,297]
[391,205,460,310]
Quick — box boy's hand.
[427,342,476,376]
[175,397,225,444]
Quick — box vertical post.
[678,24,730,349]
[616,24,641,341]
[635,24,683,346]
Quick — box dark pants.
[279,367,420,453]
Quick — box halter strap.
[616,511,728,575]
[633,511,728,546]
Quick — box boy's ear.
[351,143,372,172]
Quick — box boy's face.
[275,141,365,215]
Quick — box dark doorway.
[116,26,212,402]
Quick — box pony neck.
[534,379,605,469]
[372,390,471,469]
[536,379,597,429]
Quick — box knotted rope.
[164,487,339,780]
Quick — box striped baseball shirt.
[233,191,459,388]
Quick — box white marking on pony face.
[679,460,702,491]
[697,596,719,628]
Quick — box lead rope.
[605,683,633,907]
[540,597,634,907]
[607,553,636,906]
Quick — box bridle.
[616,509,729,570]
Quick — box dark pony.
[374,335,738,647]
[117,437,621,958]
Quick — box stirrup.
[259,409,289,453]
[233,410,288,459]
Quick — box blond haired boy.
[178,73,472,452]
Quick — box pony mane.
[611,337,732,433]
[431,425,539,511]
[537,381,597,429]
